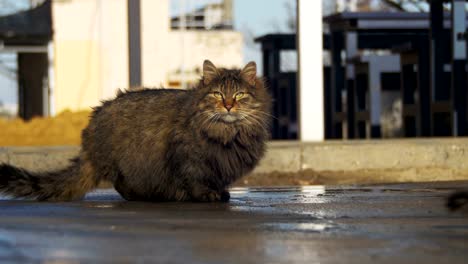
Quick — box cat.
[0,60,272,202]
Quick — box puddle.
[85,203,116,209]
[261,222,336,233]
[230,186,328,206]
[380,188,439,193]
[233,186,326,194]
[324,188,374,194]
[433,225,468,231]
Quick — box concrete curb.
[260,139,468,172]
[2,139,468,179]
[0,146,79,172]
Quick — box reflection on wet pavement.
[0,181,467,263]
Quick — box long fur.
[0,157,98,201]
[0,61,272,202]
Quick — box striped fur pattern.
[0,60,272,202]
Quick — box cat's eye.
[235,92,245,99]
[213,92,223,98]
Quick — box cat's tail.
[0,157,99,201]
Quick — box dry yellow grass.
[0,110,91,146]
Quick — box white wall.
[53,0,129,113]
[140,0,171,88]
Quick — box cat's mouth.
[220,113,239,123]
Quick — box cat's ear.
[203,60,219,85]
[241,61,257,86]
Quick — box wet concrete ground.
[0,182,467,263]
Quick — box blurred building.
[323,0,422,14]
[52,0,242,113]
[171,0,233,30]
[166,0,241,88]
[0,0,52,119]
[0,0,32,118]
[0,0,242,116]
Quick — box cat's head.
[194,60,271,134]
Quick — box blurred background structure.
[322,0,468,140]
[0,0,293,119]
[0,0,467,145]
[0,0,51,120]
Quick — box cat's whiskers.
[244,109,272,127]
[251,109,279,121]
[247,114,269,130]
[248,116,269,131]
[197,111,217,129]
[206,113,221,129]
[237,110,269,131]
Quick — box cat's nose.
[224,104,233,112]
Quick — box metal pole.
[128,0,141,88]
[345,32,358,139]
[180,0,187,89]
[329,31,344,139]
[429,0,445,135]
[297,0,324,141]
[451,0,467,136]
[417,37,431,137]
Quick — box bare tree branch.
[380,0,407,11]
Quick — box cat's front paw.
[193,190,221,202]
[190,185,231,202]
[196,190,230,202]
[190,186,224,202]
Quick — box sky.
[0,0,29,16]
[233,0,296,71]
